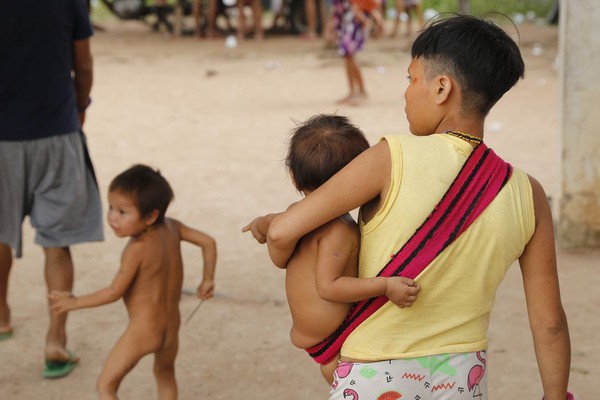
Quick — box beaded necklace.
[444,130,483,145]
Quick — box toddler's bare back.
[122,218,185,333]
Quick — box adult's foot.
[42,350,79,379]
[0,304,12,339]
[0,327,13,340]
[45,343,77,364]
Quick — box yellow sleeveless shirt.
[342,133,535,361]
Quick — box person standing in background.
[0,0,104,379]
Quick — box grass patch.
[422,0,555,18]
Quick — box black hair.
[109,164,174,224]
[286,114,370,192]
[412,14,525,115]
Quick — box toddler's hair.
[109,164,174,224]
[412,14,525,116]
[286,114,370,192]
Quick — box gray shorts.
[0,131,104,258]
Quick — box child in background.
[243,115,420,383]
[332,0,373,105]
[50,164,217,399]
[351,0,384,38]
[390,0,424,37]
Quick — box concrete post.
[557,0,600,247]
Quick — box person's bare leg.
[206,0,218,37]
[303,0,317,38]
[344,55,366,105]
[237,2,247,40]
[349,55,366,97]
[44,247,74,361]
[404,6,412,36]
[252,0,264,40]
[97,326,162,399]
[320,354,340,385]
[0,243,13,335]
[390,0,401,37]
[192,0,202,36]
[414,3,424,31]
[154,339,179,400]
[336,56,356,104]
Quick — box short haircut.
[286,114,370,192]
[109,164,174,224]
[412,14,525,116]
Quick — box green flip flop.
[42,351,78,379]
[0,330,13,341]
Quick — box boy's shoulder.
[163,217,181,231]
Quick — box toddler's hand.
[48,291,75,315]
[197,279,215,300]
[385,277,420,308]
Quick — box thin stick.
[185,300,204,325]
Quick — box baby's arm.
[242,213,280,245]
[49,242,144,314]
[315,227,420,307]
[178,221,217,300]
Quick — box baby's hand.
[197,279,215,300]
[48,291,75,315]
[242,217,267,244]
[385,277,420,308]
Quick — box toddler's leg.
[97,326,163,400]
[153,337,179,400]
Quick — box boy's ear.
[434,75,453,105]
[145,209,160,226]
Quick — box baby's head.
[411,14,525,116]
[108,165,174,236]
[286,114,370,192]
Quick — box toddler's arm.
[49,242,144,314]
[178,221,217,300]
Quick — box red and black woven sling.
[306,143,513,365]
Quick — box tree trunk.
[459,0,470,14]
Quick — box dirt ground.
[0,18,597,399]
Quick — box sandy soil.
[0,19,597,399]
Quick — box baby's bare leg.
[97,326,163,399]
[153,336,179,400]
[320,354,340,385]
